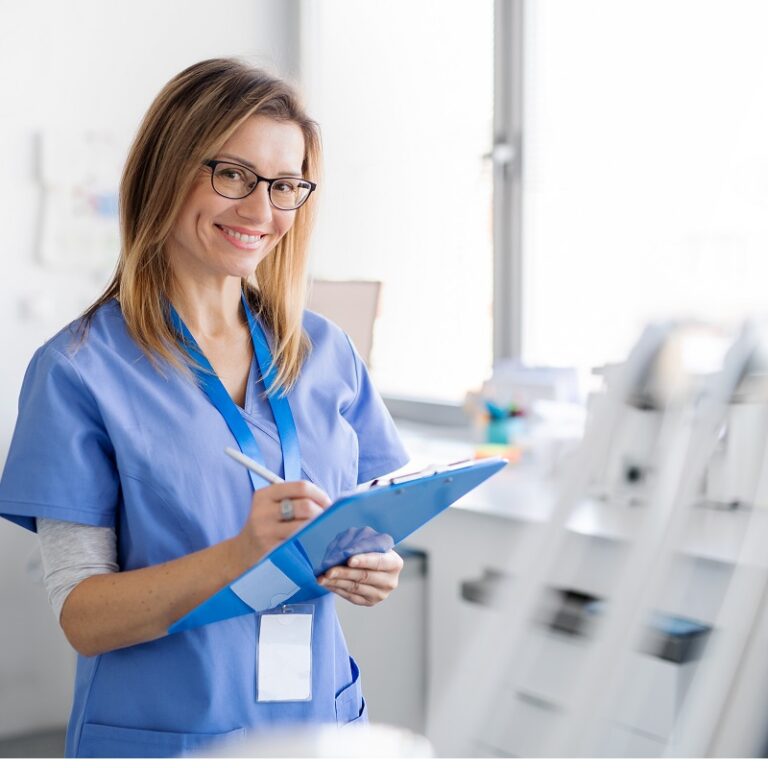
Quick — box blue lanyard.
[168,293,302,489]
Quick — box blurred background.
[4,0,768,758]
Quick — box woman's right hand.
[236,481,332,566]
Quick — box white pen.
[225,447,284,485]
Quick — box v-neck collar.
[241,351,257,414]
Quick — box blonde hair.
[80,58,321,394]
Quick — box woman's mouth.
[215,224,266,250]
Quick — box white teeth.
[221,226,263,244]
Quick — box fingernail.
[350,558,360,567]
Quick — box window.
[301,0,495,402]
[522,0,768,378]
[304,1,767,406]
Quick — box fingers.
[275,518,315,541]
[318,550,404,605]
[275,498,323,522]
[243,481,332,562]
[319,568,396,593]
[322,581,393,604]
[268,481,332,509]
[326,585,378,607]
[345,550,404,573]
[269,500,324,543]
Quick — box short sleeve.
[340,334,410,484]
[0,346,119,533]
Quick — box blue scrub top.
[0,299,409,758]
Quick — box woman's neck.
[169,274,245,340]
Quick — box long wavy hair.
[80,58,321,394]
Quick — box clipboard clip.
[389,464,443,485]
[371,457,479,487]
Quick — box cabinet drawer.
[515,629,680,740]
[478,689,562,757]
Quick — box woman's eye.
[273,181,295,193]
[218,168,243,181]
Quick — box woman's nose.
[234,180,273,222]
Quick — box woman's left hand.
[318,550,404,607]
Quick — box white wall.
[0,0,298,738]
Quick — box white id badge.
[257,605,314,702]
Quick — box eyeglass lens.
[211,163,311,209]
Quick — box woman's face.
[167,115,306,282]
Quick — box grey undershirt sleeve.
[37,518,118,622]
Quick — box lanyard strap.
[168,294,302,489]
[240,296,302,482]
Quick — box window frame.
[493,0,524,364]
[298,0,522,424]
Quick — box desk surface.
[395,419,751,565]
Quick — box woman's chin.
[223,253,268,279]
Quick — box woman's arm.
[60,480,330,657]
[38,519,119,621]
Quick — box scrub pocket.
[334,657,367,727]
[76,722,246,758]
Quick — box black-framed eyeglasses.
[203,159,317,211]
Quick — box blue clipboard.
[168,457,507,634]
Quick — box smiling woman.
[0,58,409,758]
[83,60,323,395]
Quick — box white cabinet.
[404,493,734,757]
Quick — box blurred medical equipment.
[470,360,581,412]
[464,362,585,473]
[436,320,768,757]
